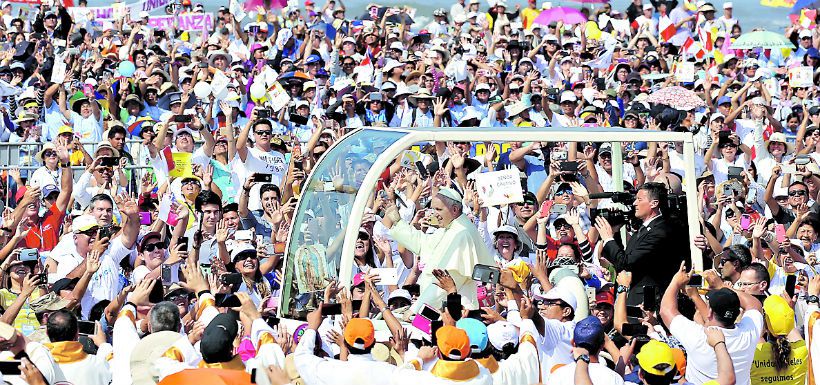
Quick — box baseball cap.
[387,289,412,304]
[599,143,613,155]
[559,91,577,104]
[573,316,605,351]
[42,184,59,198]
[73,215,99,233]
[536,286,577,310]
[353,272,366,287]
[723,2,732,8]
[707,288,741,322]
[595,290,615,306]
[717,96,732,106]
[200,313,239,363]
[230,243,256,261]
[486,321,519,351]
[763,295,794,336]
[637,340,677,376]
[800,29,812,39]
[436,325,471,360]
[344,318,375,350]
[456,318,489,353]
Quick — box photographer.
[595,182,687,306]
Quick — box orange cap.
[671,348,687,377]
[344,318,375,349]
[436,325,471,360]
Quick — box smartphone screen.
[77,320,96,335]
[775,224,787,243]
[621,323,649,336]
[740,214,751,231]
[643,286,656,311]
[626,306,644,318]
[688,274,703,287]
[419,304,440,320]
[785,274,797,297]
[539,201,553,217]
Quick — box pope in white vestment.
[383,188,494,312]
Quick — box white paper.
[475,169,524,207]
[269,82,291,112]
[399,150,423,169]
[789,66,813,88]
[230,0,246,22]
[210,70,231,96]
[50,55,68,84]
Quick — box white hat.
[454,14,467,23]
[73,215,99,234]
[1,1,10,8]
[139,11,150,19]
[559,91,578,104]
[643,3,653,10]
[388,289,412,303]
[506,100,530,117]
[800,29,812,39]
[723,1,733,8]
[475,83,491,92]
[536,286,577,310]
[389,41,404,50]
[437,187,463,203]
[486,321,519,350]
[382,59,404,73]
[230,243,256,261]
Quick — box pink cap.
[353,273,365,286]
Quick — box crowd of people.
[0,0,818,384]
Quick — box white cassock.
[45,341,113,385]
[389,214,494,312]
[293,329,402,385]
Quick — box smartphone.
[723,185,734,198]
[411,304,440,334]
[595,77,606,91]
[36,272,47,284]
[552,151,568,161]
[173,115,193,123]
[257,109,272,119]
[322,302,343,315]
[0,360,21,375]
[371,268,399,286]
[775,224,787,243]
[161,265,172,285]
[77,320,96,335]
[560,161,578,173]
[19,248,39,262]
[643,286,657,311]
[539,201,554,218]
[727,166,743,181]
[621,323,649,336]
[550,203,567,215]
[688,274,703,287]
[177,236,189,251]
[785,274,797,298]
[472,264,501,284]
[139,212,152,225]
[796,155,810,166]
[626,306,644,318]
[416,160,429,179]
[740,214,751,231]
[403,284,420,297]
[746,188,758,205]
[220,272,243,286]
[255,173,273,183]
[99,156,119,167]
[148,279,165,304]
[446,293,463,321]
[214,293,242,308]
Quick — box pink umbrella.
[532,7,588,26]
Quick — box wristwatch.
[575,354,590,364]
[60,162,71,168]
[616,285,629,294]
[808,295,819,304]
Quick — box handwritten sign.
[68,0,173,21]
[674,62,695,83]
[789,66,814,88]
[168,152,193,178]
[475,169,524,207]
[269,82,291,112]
[399,150,423,169]
[147,13,214,30]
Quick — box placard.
[475,168,524,207]
[168,152,193,178]
[210,70,230,97]
[789,66,813,88]
[269,82,291,112]
[399,150,423,169]
[230,0,246,22]
[50,55,67,84]
[147,13,213,30]
[674,62,695,83]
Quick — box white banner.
[475,168,524,207]
[68,0,173,22]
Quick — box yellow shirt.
[750,340,807,385]
[521,7,539,30]
[0,289,42,334]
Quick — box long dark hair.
[771,335,792,372]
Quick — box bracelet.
[60,162,71,168]
[712,341,726,349]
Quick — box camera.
[590,207,627,227]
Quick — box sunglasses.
[255,130,272,136]
[235,253,258,261]
[555,189,573,196]
[358,232,370,241]
[789,190,808,197]
[555,223,572,230]
[78,227,100,237]
[516,201,537,206]
[43,150,57,157]
[143,242,166,252]
[182,179,201,186]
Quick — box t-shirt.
[537,317,575,382]
[81,237,134,319]
[750,340,807,385]
[24,203,65,252]
[669,311,765,385]
[244,147,287,186]
[0,289,42,335]
[549,362,625,385]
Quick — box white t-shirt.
[29,167,61,189]
[537,318,576,382]
[549,361,625,385]
[81,237,134,319]
[710,155,748,186]
[669,311,764,385]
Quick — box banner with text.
[147,12,213,30]
[68,0,173,21]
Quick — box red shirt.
[24,203,65,252]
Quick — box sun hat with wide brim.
[36,142,57,163]
[71,97,96,114]
[408,88,435,106]
[208,50,231,67]
[506,100,530,117]
[764,132,794,154]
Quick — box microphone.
[588,193,615,200]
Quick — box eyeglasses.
[555,223,572,230]
[43,150,57,157]
[235,253,258,261]
[78,227,99,237]
[789,190,807,197]
[254,130,272,136]
[143,242,166,252]
[720,257,736,265]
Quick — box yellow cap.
[763,295,794,336]
[636,340,676,376]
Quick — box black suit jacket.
[602,216,686,306]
